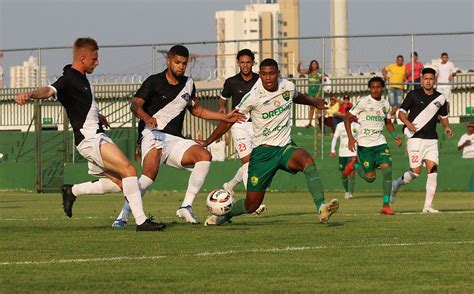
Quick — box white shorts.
[407,138,439,168]
[230,121,254,159]
[141,129,198,169]
[436,85,452,102]
[76,133,114,176]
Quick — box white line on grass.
[0,210,473,222]
[1,240,472,266]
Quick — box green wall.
[1,125,473,193]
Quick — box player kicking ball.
[203,58,339,226]
[343,77,402,215]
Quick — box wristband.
[391,131,398,138]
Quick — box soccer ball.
[206,189,233,216]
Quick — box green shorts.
[339,156,356,171]
[247,142,299,192]
[357,144,392,173]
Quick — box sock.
[227,166,243,192]
[241,162,249,190]
[355,162,376,182]
[348,175,355,194]
[424,173,437,208]
[71,178,121,196]
[304,165,325,211]
[181,161,211,207]
[225,198,248,220]
[342,176,349,192]
[122,176,146,225]
[382,167,392,206]
[116,175,154,221]
[394,171,419,187]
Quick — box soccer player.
[111,45,245,227]
[343,76,402,215]
[391,68,454,213]
[216,49,260,195]
[203,58,340,226]
[15,37,165,231]
[330,119,360,199]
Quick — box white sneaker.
[176,205,199,224]
[253,204,266,215]
[422,207,440,213]
[390,180,400,203]
[222,182,235,196]
[344,192,353,199]
[319,199,339,223]
[204,215,230,226]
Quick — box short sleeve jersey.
[458,133,474,158]
[135,70,196,138]
[436,61,457,84]
[236,79,297,146]
[50,65,103,146]
[221,73,259,109]
[400,89,448,139]
[331,122,360,157]
[349,95,390,147]
[385,63,406,89]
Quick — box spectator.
[318,94,339,133]
[297,60,324,128]
[457,122,474,158]
[333,95,353,125]
[382,55,406,119]
[405,51,424,90]
[435,52,458,111]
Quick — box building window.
[283,32,287,37]
[250,30,258,33]
[283,21,287,26]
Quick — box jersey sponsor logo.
[282,91,291,101]
[262,122,289,137]
[250,176,259,186]
[261,103,291,119]
[365,115,385,122]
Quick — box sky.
[0,0,473,81]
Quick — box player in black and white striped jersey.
[112,45,245,227]
[15,37,165,231]
[391,68,454,213]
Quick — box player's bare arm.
[15,86,55,105]
[385,118,402,147]
[190,97,245,123]
[399,111,417,132]
[440,117,454,137]
[99,114,110,129]
[292,92,325,109]
[218,98,227,114]
[200,121,233,147]
[130,97,157,128]
[344,111,358,152]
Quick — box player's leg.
[422,140,440,213]
[173,144,211,224]
[340,156,354,199]
[377,145,395,215]
[224,124,253,193]
[113,148,162,228]
[391,138,422,202]
[306,105,315,128]
[345,146,377,182]
[287,147,339,223]
[99,142,149,226]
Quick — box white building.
[216,1,299,79]
[9,56,47,88]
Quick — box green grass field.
[0,191,473,293]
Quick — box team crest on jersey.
[181,93,191,102]
[363,161,370,167]
[274,100,281,107]
[263,128,271,137]
[382,107,388,114]
[282,91,291,101]
[434,101,441,108]
[250,176,259,186]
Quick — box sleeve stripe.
[399,109,407,113]
[220,96,229,100]
[48,85,57,94]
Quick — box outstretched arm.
[191,97,245,123]
[293,92,325,109]
[200,121,233,147]
[15,86,55,105]
[130,97,158,128]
